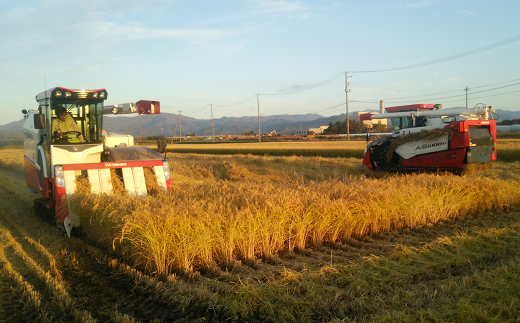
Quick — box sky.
[1,0,519,126]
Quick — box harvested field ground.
[149,138,520,161]
[147,140,368,158]
[1,143,520,322]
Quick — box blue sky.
[1,0,519,126]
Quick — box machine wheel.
[33,198,55,225]
[157,137,167,154]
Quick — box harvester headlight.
[55,91,62,97]
[55,165,65,187]
[100,92,105,98]
[65,91,72,97]
[162,160,170,181]
[92,92,98,98]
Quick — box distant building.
[309,125,329,134]
[295,130,308,136]
[349,100,390,128]
[351,111,387,128]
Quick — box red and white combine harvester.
[361,104,497,171]
[22,87,171,236]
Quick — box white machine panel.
[132,167,147,197]
[121,167,137,196]
[154,165,167,191]
[87,169,101,194]
[395,134,449,159]
[99,168,113,193]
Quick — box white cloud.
[81,22,235,43]
[461,10,477,15]
[251,0,307,14]
[406,1,433,9]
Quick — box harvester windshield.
[51,101,104,144]
[390,117,414,132]
[34,87,108,145]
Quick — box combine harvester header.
[23,87,170,236]
[361,103,497,171]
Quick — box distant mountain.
[2,109,519,138]
[0,119,25,137]
[103,112,333,137]
[494,109,520,123]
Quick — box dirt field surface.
[2,147,520,322]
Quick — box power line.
[350,34,520,73]
[207,72,344,110]
[213,95,257,107]
[382,82,520,104]
[165,33,520,112]
[298,102,346,114]
[351,79,520,103]
[160,35,520,116]
[441,89,520,104]
[259,72,344,96]
[187,105,211,114]
[470,78,520,90]
[293,83,520,116]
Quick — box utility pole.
[139,114,141,142]
[172,114,179,144]
[257,94,261,143]
[211,104,215,143]
[178,111,182,143]
[465,87,469,109]
[345,72,351,141]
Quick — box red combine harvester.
[361,104,497,171]
[22,87,171,236]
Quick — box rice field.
[1,142,520,322]
[148,140,366,158]
[69,152,520,276]
[155,138,520,161]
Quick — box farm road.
[0,167,185,322]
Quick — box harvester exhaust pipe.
[380,100,384,114]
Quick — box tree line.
[323,119,390,134]
[498,119,520,125]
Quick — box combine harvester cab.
[361,104,497,171]
[22,87,170,237]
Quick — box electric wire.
[212,95,257,107]
[347,79,520,104]
[259,72,344,96]
[301,87,520,117]
[278,81,520,115]
[381,78,520,102]
[350,34,520,73]
[382,82,520,104]
[159,35,520,117]
[440,89,520,104]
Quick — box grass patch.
[228,213,520,322]
[0,148,24,174]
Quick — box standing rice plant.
[70,164,520,276]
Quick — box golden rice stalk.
[143,167,161,195]
[110,169,126,195]
[75,176,92,194]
